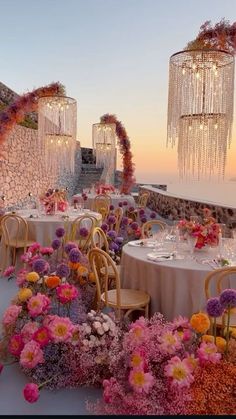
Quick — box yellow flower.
[88,272,96,283]
[26,272,40,283]
[202,334,226,352]
[18,288,33,302]
[190,312,210,334]
[202,334,214,343]
[77,265,88,276]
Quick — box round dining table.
[72,193,136,210]
[119,241,232,321]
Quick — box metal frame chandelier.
[38,96,77,175]
[167,49,235,180]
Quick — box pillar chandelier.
[38,96,77,175]
[167,49,235,180]
[92,123,117,180]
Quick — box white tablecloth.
[73,193,136,210]
[120,242,232,321]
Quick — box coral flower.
[165,356,194,387]
[3,304,22,326]
[33,327,50,347]
[68,261,81,270]
[197,342,222,364]
[27,293,50,318]
[45,276,60,289]
[129,368,154,393]
[23,383,40,403]
[8,334,24,356]
[47,316,73,343]
[26,272,40,283]
[190,312,210,334]
[56,283,79,304]
[17,288,33,302]
[20,340,44,368]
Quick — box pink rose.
[23,383,39,403]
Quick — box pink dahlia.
[47,316,73,343]
[27,293,50,318]
[8,334,24,357]
[197,342,222,364]
[33,327,50,347]
[3,304,22,326]
[129,368,154,393]
[164,356,194,388]
[20,340,44,369]
[23,383,39,403]
[56,283,79,304]
[21,321,39,343]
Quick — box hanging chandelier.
[38,96,77,175]
[167,49,235,180]
[92,122,117,168]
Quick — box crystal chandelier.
[92,123,117,183]
[38,96,77,175]
[167,49,235,180]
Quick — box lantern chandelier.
[38,96,77,175]
[167,49,235,180]
[92,122,117,179]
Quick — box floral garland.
[0,82,65,149]
[100,114,135,195]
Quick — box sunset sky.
[0,0,236,183]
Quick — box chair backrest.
[141,220,167,239]
[1,214,29,248]
[93,195,111,221]
[70,215,96,251]
[88,247,121,308]
[91,226,109,253]
[204,266,236,299]
[137,192,149,208]
[107,207,123,234]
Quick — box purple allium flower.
[69,248,82,263]
[139,209,145,216]
[107,215,116,224]
[101,223,109,232]
[107,230,117,240]
[64,242,78,254]
[118,202,123,207]
[115,236,124,244]
[141,216,147,223]
[51,239,61,250]
[109,205,115,211]
[79,227,89,238]
[219,289,236,308]
[130,222,139,231]
[122,217,129,226]
[123,201,128,206]
[150,212,157,219]
[129,206,135,212]
[32,258,47,274]
[109,242,119,252]
[55,227,65,238]
[56,263,70,278]
[206,297,224,317]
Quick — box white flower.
[90,334,96,341]
[93,321,102,329]
[101,313,110,321]
[90,310,96,315]
[85,325,92,334]
[82,339,89,346]
[97,326,105,335]
[103,322,110,332]
[87,313,94,319]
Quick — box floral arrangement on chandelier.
[0,82,65,153]
[177,208,220,249]
[100,114,135,194]
[39,188,69,215]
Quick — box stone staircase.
[74,164,103,193]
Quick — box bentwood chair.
[88,247,150,320]
[93,195,111,221]
[1,214,34,267]
[136,192,150,209]
[141,220,167,239]
[108,207,123,234]
[204,266,236,333]
[70,215,96,252]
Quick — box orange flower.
[68,261,81,270]
[88,272,96,283]
[202,334,226,353]
[77,265,88,276]
[45,276,60,289]
[190,312,210,334]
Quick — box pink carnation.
[27,293,50,318]
[21,322,39,343]
[56,283,79,304]
[197,342,222,364]
[8,334,24,356]
[40,247,54,256]
[3,304,22,326]
[28,242,41,253]
[129,368,154,393]
[23,383,40,403]
[47,315,73,343]
[20,340,44,369]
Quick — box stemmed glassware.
[186,234,198,258]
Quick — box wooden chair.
[141,220,167,239]
[108,207,123,234]
[70,215,96,252]
[1,214,34,267]
[93,195,111,221]
[204,266,236,332]
[88,248,150,320]
[136,192,150,209]
[91,226,109,253]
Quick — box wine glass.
[186,234,198,258]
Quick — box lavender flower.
[56,263,70,278]
[51,239,61,250]
[107,230,117,240]
[130,222,139,231]
[69,248,82,263]
[219,289,236,308]
[55,227,65,238]
[206,297,224,317]
[109,242,119,252]
[32,258,47,274]
[79,227,89,238]
[115,236,124,244]
[150,212,157,219]
[109,205,115,211]
[107,215,116,225]
[101,223,109,232]
[64,242,78,254]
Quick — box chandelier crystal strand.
[92,123,117,184]
[167,50,234,180]
[38,96,77,176]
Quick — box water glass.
[187,234,198,258]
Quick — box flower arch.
[0,82,65,153]
[100,113,135,194]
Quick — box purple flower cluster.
[51,239,61,250]
[79,227,89,238]
[69,248,82,263]
[150,212,157,219]
[64,242,78,254]
[56,263,70,278]
[130,222,139,231]
[219,289,236,308]
[55,227,65,238]
[32,258,48,274]
[118,202,123,207]
[121,217,129,226]
[107,230,117,240]
[206,297,224,317]
[101,223,109,232]
[107,215,116,225]
[110,205,115,211]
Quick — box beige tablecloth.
[73,193,136,210]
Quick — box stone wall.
[0,125,81,209]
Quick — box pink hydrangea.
[23,383,40,403]
[47,315,73,343]
[3,304,22,326]
[56,283,79,304]
[21,321,39,343]
[8,334,24,357]
[27,293,50,318]
[197,342,222,364]
[33,327,50,347]
[3,265,15,277]
[164,356,194,388]
[20,340,44,369]
[129,368,154,393]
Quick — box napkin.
[128,240,156,248]
[147,252,174,262]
